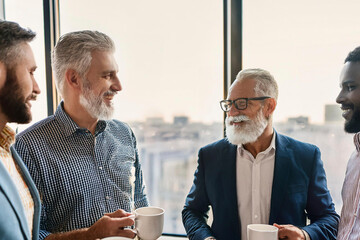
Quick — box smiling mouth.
[25,94,38,108]
[104,95,114,100]
[231,120,247,124]
[341,105,353,119]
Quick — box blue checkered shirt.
[14,102,148,240]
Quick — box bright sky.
[5,0,360,126]
[243,0,360,123]
[59,0,223,124]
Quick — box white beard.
[79,87,114,120]
[225,109,268,145]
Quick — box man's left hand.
[273,223,305,240]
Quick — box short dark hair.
[0,20,36,66]
[345,46,360,63]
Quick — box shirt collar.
[54,101,107,137]
[354,132,360,152]
[0,125,15,152]
[238,132,276,154]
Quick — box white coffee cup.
[247,224,278,240]
[135,206,165,240]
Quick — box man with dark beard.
[182,68,339,240]
[14,31,148,240]
[0,20,41,240]
[336,47,360,240]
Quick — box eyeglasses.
[220,96,271,112]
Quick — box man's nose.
[336,91,345,104]
[33,78,41,95]
[112,74,122,92]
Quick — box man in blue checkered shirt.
[15,30,149,240]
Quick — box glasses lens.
[234,99,247,110]
[220,100,231,112]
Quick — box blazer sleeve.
[302,147,339,239]
[182,147,214,240]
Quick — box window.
[243,0,360,212]
[4,0,48,132]
[59,0,223,234]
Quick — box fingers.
[88,215,135,239]
[111,216,135,227]
[273,223,283,229]
[116,228,136,239]
[273,223,293,229]
[106,209,132,218]
[106,218,136,238]
[275,224,304,240]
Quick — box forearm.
[182,208,213,239]
[44,228,89,240]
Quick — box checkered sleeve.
[39,230,51,240]
[14,138,50,240]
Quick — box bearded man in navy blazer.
[182,68,339,240]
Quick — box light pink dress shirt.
[337,132,360,240]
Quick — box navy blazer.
[182,132,339,240]
[0,146,41,240]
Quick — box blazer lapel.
[0,156,30,239]
[269,133,292,224]
[11,146,41,240]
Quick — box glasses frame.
[220,96,271,112]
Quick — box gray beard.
[79,88,114,120]
[225,110,268,145]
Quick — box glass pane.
[4,0,48,132]
[243,0,359,213]
[59,0,223,234]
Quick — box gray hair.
[234,68,278,100]
[0,20,36,67]
[52,30,115,96]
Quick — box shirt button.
[99,166,103,170]
[106,196,111,200]
[254,214,258,219]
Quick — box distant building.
[146,117,164,127]
[287,116,309,125]
[173,116,189,126]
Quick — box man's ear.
[64,69,81,90]
[264,98,277,118]
[0,61,6,89]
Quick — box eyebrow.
[101,70,117,75]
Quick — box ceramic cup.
[135,206,164,240]
[247,224,278,240]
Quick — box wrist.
[301,229,310,240]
